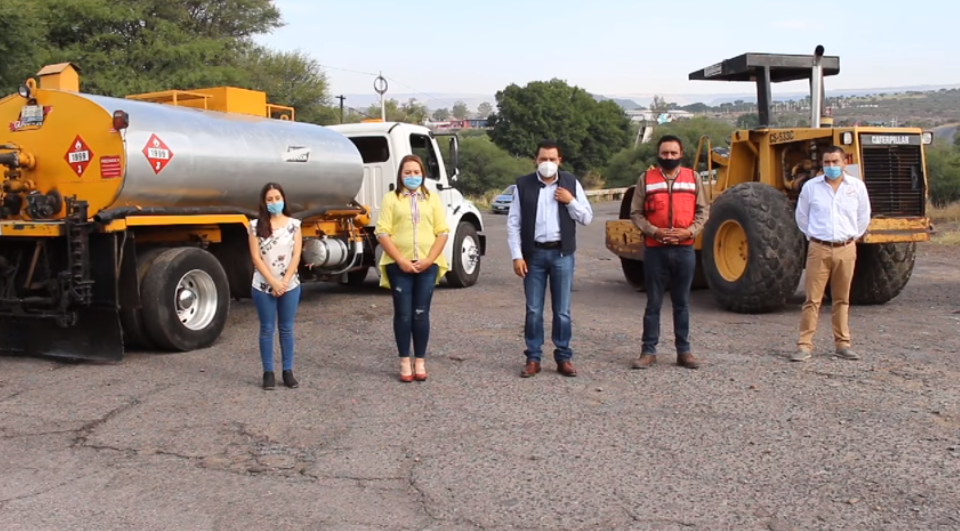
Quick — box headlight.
[17,84,31,99]
[921,131,933,145]
[841,132,853,145]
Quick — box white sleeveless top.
[249,217,301,294]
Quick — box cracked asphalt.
[2,201,960,531]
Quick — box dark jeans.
[641,244,696,355]
[385,263,439,358]
[252,285,301,372]
[522,247,575,363]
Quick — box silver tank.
[82,93,364,212]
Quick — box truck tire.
[345,267,369,286]
[701,182,805,313]
[849,242,916,305]
[140,246,231,352]
[446,221,481,287]
[119,247,166,350]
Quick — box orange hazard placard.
[142,134,174,174]
[64,135,94,177]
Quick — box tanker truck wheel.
[140,247,231,352]
[119,247,167,350]
[701,182,805,313]
[446,221,481,287]
[849,242,916,305]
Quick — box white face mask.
[538,161,558,178]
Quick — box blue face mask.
[267,201,284,215]
[403,175,423,190]
[824,166,843,180]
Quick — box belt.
[810,237,854,247]
[534,241,561,249]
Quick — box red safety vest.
[643,167,698,247]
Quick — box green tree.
[477,101,492,117]
[926,141,960,207]
[239,45,333,124]
[364,98,427,123]
[454,136,535,196]
[603,117,735,188]
[432,107,451,121]
[452,100,470,120]
[0,0,48,94]
[736,113,760,129]
[487,78,632,175]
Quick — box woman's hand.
[415,258,434,272]
[270,278,286,296]
[398,258,419,274]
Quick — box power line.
[317,63,463,110]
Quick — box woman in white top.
[248,182,303,390]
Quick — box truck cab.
[326,121,486,287]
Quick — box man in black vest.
[507,140,594,378]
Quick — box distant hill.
[341,83,960,113]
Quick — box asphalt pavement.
[2,201,960,530]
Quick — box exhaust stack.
[810,45,825,128]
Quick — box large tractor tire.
[849,242,916,305]
[701,182,805,313]
[141,246,231,352]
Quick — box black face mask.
[658,157,681,171]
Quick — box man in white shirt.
[507,140,594,378]
[792,145,871,362]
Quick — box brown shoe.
[632,354,656,369]
[677,352,700,369]
[557,361,577,377]
[521,360,541,378]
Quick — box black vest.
[516,170,578,260]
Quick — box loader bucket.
[0,306,124,362]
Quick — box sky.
[256,0,957,106]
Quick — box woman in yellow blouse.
[375,154,450,382]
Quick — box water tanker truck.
[0,63,486,361]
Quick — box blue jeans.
[522,248,575,363]
[252,285,301,372]
[385,263,439,358]
[641,244,696,355]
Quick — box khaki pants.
[797,241,857,351]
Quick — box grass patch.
[930,202,960,245]
[929,202,960,225]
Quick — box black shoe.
[282,370,299,388]
[262,371,275,390]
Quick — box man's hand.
[513,259,527,278]
[665,228,693,242]
[554,187,574,204]
[654,228,677,244]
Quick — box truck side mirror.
[448,136,460,181]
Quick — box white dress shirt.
[795,173,871,242]
[507,173,594,260]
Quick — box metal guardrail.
[584,187,629,202]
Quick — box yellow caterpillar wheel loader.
[606,46,933,313]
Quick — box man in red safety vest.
[628,134,710,370]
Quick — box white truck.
[328,122,486,288]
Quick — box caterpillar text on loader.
[0,63,485,361]
[605,46,933,313]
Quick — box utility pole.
[336,95,345,123]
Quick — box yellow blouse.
[375,189,450,288]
